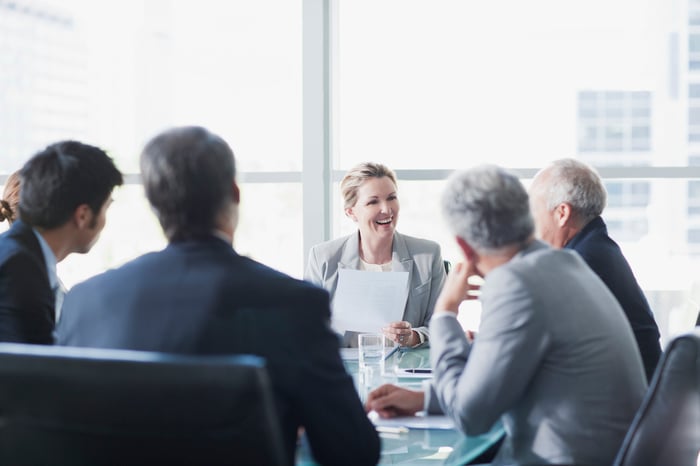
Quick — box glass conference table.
[297,347,505,465]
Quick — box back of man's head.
[19,141,123,229]
[533,158,607,223]
[140,126,236,242]
[441,164,534,253]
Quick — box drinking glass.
[358,333,384,370]
[358,333,385,401]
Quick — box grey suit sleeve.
[423,380,445,414]
[430,270,548,435]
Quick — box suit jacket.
[566,216,662,381]
[0,220,54,344]
[428,240,647,466]
[305,231,446,344]
[56,236,379,466]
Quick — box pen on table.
[383,345,400,361]
[375,426,409,434]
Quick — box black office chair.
[612,328,700,466]
[0,343,286,466]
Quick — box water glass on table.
[358,333,395,400]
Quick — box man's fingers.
[368,389,405,413]
[366,384,394,404]
[373,406,399,419]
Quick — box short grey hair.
[536,158,606,223]
[441,165,534,252]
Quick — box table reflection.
[297,346,505,465]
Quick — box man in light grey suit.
[367,165,647,465]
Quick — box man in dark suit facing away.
[56,126,380,466]
[0,141,123,344]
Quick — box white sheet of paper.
[369,412,456,430]
[332,269,409,334]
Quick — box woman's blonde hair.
[0,171,20,225]
[340,162,397,209]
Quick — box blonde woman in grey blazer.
[305,162,446,348]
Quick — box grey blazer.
[305,231,445,345]
[427,240,647,466]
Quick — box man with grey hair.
[367,165,647,465]
[529,158,662,381]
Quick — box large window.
[328,0,699,344]
[0,0,303,283]
[2,0,700,345]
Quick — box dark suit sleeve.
[572,237,662,381]
[292,289,380,466]
[0,253,54,344]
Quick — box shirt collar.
[565,215,606,250]
[211,229,233,244]
[31,229,58,290]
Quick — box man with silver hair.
[367,165,646,466]
[529,158,662,381]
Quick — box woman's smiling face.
[345,176,399,241]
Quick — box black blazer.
[0,220,54,344]
[566,216,662,381]
[56,236,380,466]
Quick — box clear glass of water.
[358,333,384,370]
[358,333,385,401]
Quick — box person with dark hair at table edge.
[0,143,122,344]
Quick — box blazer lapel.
[338,231,362,271]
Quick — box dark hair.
[0,171,21,225]
[140,126,236,242]
[19,141,123,229]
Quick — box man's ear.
[456,236,476,262]
[555,203,573,227]
[72,204,93,229]
[232,181,240,205]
